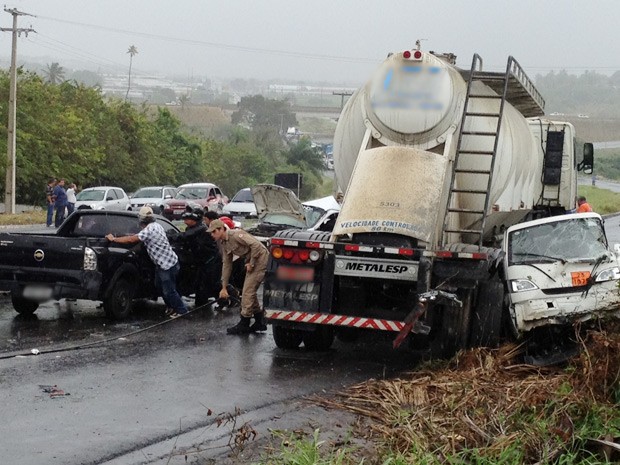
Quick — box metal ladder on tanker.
[440,54,545,248]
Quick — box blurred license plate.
[23,285,53,301]
[173,209,184,215]
[276,266,314,282]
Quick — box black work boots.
[226,313,268,335]
[250,312,267,332]
[226,316,252,334]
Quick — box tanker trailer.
[264,47,595,356]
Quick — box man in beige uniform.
[208,219,269,334]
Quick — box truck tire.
[430,289,472,359]
[303,326,334,351]
[103,278,135,320]
[470,276,504,348]
[273,325,303,349]
[11,292,39,315]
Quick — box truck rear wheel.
[430,289,472,359]
[303,326,334,351]
[11,292,39,315]
[469,276,504,348]
[104,278,135,320]
[273,325,303,349]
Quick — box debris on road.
[39,384,70,398]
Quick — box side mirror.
[106,196,114,201]
[580,142,594,174]
[164,195,172,199]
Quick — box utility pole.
[1,8,34,214]
[333,90,353,111]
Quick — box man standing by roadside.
[53,179,67,227]
[66,183,77,216]
[45,178,56,227]
[208,219,269,334]
[105,206,188,318]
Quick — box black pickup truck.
[0,210,202,319]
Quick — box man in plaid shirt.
[106,206,188,317]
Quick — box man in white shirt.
[66,183,77,216]
[105,206,188,318]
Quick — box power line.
[35,14,378,64]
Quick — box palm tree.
[44,62,65,84]
[179,93,190,111]
[125,45,138,101]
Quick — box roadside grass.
[578,185,620,215]
[260,428,362,465]
[298,116,337,136]
[0,209,46,226]
[308,323,620,465]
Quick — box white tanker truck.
[263,48,620,359]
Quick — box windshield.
[508,217,608,265]
[262,213,307,229]
[304,205,326,228]
[132,188,162,199]
[76,190,105,201]
[175,187,207,199]
[232,189,254,202]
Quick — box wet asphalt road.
[0,295,415,465]
[2,216,620,464]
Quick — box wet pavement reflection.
[0,293,418,465]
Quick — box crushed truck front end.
[504,213,620,336]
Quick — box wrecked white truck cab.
[504,212,620,335]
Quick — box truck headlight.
[83,247,98,271]
[510,279,538,292]
[595,267,620,282]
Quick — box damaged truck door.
[504,212,620,337]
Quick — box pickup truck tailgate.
[0,233,90,285]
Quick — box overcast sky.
[2,0,618,84]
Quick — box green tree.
[282,137,326,199]
[231,95,297,133]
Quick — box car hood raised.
[251,184,306,223]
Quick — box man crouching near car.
[105,206,188,318]
[208,219,269,334]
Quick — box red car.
[163,183,228,220]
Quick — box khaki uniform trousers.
[240,253,268,318]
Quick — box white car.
[75,186,131,211]
[248,184,341,243]
[130,186,177,213]
[222,188,257,218]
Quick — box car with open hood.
[162,182,228,220]
[247,184,340,242]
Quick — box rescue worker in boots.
[174,206,222,308]
[208,219,269,334]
